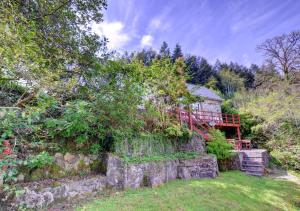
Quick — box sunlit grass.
[77,171,300,211]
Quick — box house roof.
[186,83,223,102]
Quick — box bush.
[24,151,54,170]
[233,85,300,171]
[206,129,233,160]
[165,124,191,140]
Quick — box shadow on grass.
[76,171,300,211]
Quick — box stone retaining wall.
[9,154,218,209]
[53,152,99,173]
[14,176,107,209]
[105,154,218,189]
[218,153,241,171]
[16,153,100,183]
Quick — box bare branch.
[257,30,300,81]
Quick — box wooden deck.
[175,108,242,149]
[177,109,240,127]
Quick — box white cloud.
[149,18,162,30]
[140,35,154,47]
[148,17,171,33]
[92,21,131,50]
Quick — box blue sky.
[92,0,300,66]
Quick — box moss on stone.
[51,181,61,187]
[17,166,31,181]
[30,168,45,181]
[90,160,105,174]
[48,164,65,178]
[77,159,90,176]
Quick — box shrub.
[165,124,183,137]
[232,86,300,171]
[206,129,233,160]
[24,151,54,170]
[165,124,191,140]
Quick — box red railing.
[174,108,242,148]
[173,107,243,149]
[176,108,240,126]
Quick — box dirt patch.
[268,167,300,185]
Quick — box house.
[177,83,242,149]
[186,83,222,113]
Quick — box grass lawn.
[77,171,300,211]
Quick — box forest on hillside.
[0,0,299,184]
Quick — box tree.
[185,55,214,85]
[213,59,222,73]
[227,62,255,89]
[159,41,171,58]
[257,30,300,81]
[0,0,108,107]
[253,63,281,90]
[219,69,245,96]
[205,76,218,91]
[135,48,157,66]
[172,43,183,62]
[144,57,190,106]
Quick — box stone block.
[64,153,75,163]
[178,155,218,179]
[16,176,107,209]
[178,135,205,153]
[104,153,125,189]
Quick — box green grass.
[77,171,300,211]
[120,152,202,163]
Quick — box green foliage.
[165,124,191,140]
[143,57,189,106]
[205,76,218,90]
[89,143,102,155]
[219,69,245,97]
[0,82,26,106]
[0,0,108,107]
[0,111,30,183]
[0,154,20,183]
[206,129,233,160]
[24,151,53,170]
[221,100,238,114]
[114,132,176,158]
[222,100,258,139]
[121,152,200,164]
[233,83,300,170]
[165,125,183,137]
[185,55,214,85]
[172,43,183,62]
[45,101,97,140]
[239,113,258,140]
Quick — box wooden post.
[236,126,242,150]
[188,106,193,130]
[177,107,182,126]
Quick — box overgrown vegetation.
[232,82,300,170]
[0,0,299,185]
[206,129,233,160]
